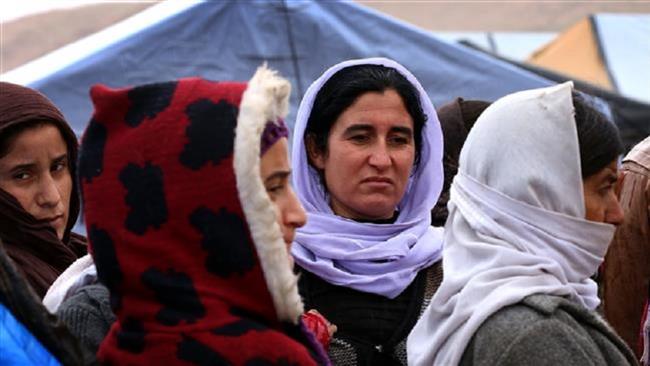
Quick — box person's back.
[461,294,633,366]
[604,135,650,357]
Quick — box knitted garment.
[79,68,328,365]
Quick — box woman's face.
[583,160,624,225]
[0,124,72,239]
[308,89,415,220]
[260,137,307,267]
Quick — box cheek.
[395,150,416,179]
[273,200,285,231]
[58,173,74,213]
[0,182,34,212]
[584,194,606,222]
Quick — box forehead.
[584,160,619,185]
[0,124,67,161]
[333,90,413,130]
[260,138,290,175]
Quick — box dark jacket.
[299,261,443,366]
[0,240,92,365]
[460,294,639,366]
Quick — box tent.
[2,0,553,136]
[528,14,650,104]
[461,40,650,152]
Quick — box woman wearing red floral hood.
[78,66,330,365]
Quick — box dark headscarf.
[431,97,491,226]
[0,82,86,298]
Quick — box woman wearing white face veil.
[407,82,638,366]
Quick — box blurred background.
[1,0,649,149]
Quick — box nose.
[368,143,391,170]
[284,188,307,230]
[36,173,62,208]
[606,198,625,226]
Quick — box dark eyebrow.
[7,153,68,173]
[53,153,68,164]
[390,126,413,135]
[9,163,36,173]
[343,124,374,135]
[343,124,413,136]
[264,170,291,184]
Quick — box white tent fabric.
[594,14,650,104]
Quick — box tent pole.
[280,0,304,97]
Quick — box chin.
[354,203,396,220]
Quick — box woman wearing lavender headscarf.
[290,58,445,365]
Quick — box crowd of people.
[0,57,647,366]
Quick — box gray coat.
[460,294,639,366]
[57,284,115,355]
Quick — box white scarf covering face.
[406,82,617,366]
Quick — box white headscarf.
[407,82,617,365]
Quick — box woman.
[407,82,638,366]
[78,66,329,365]
[291,57,445,365]
[0,82,86,298]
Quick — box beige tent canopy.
[528,14,650,104]
[529,17,613,89]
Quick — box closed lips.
[362,177,393,184]
[43,214,63,222]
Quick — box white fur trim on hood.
[234,65,303,324]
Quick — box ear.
[305,135,326,170]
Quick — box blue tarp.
[27,0,552,135]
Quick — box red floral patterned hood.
[79,67,328,365]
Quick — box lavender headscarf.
[290,58,444,299]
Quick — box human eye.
[265,178,287,200]
[267,184,284,194]
[388,133,412,146]
[12,170,32,181]
[52,157,68,173]
[348,133,370,144]
[598,183,615,197]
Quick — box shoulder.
[57,283,113,320]
[0,304,61,366]
[461,295,629,366]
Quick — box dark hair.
[305,64,427,170]
[0,120,53,158]
[572,91,623,178]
